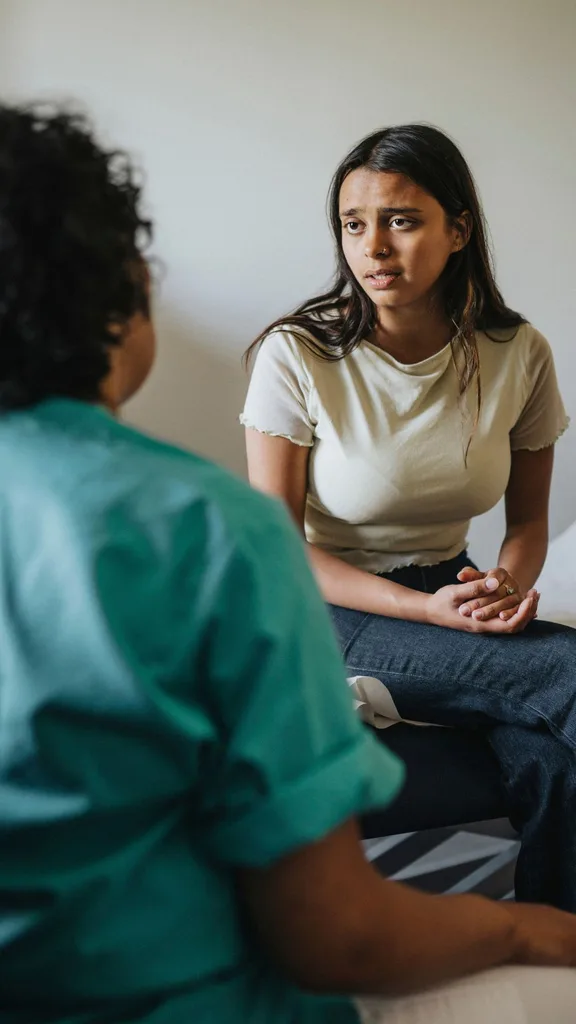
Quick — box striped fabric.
[365,820,519,900]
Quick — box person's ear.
[451,211,472,253]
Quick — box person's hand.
[507,901,576,968]
[456,565,540,625]
[426,575,538,634]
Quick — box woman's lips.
[365,271,401,290]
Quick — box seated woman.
[0,103,576,1024]
[242,123,576,913]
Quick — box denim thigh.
[329,554,576,747]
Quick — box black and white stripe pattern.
[365,820,519,900]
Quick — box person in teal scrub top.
[1,103,576,1024]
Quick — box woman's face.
[339,169,468,316]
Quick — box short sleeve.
[510,328,570,451]
[240,330,316,447]
[192,495,403,867]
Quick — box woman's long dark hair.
[245,124,524,428]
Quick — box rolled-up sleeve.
[190,497,404,867]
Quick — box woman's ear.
[451,210,472,253]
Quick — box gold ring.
[505,584,516,596]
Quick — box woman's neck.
[371,304,453,365]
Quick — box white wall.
[0,0,574,566]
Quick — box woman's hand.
[456,565,540,625]
[426,574,539,634]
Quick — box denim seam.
[340,613,372,662]
[345,665,576,753]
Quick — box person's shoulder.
[256,324,305,353]
[115,416,294,554]
[479,322,552,362]
[516,323,553,360]
[254,325,314,370]
[254,320,339,376]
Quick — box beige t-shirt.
[241,324,569,573]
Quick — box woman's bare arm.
[500,447,553,592]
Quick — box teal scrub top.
[0,400,404,1024]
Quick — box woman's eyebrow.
[340,206,422,216]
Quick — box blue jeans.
[329,551,576,911]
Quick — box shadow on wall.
[127,310,248,477]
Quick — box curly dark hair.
[0,103,152,410]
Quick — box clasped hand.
[426,566,540,634]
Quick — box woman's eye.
[344,220,362,234]
[390,217,413,229]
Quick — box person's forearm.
[242,821,553,1000]
[270,872,520,997]
[498,520,548,592]
[335,879,518,996]
[307,543,429,622]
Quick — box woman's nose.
[364,228,391,259]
